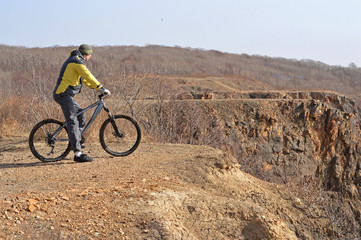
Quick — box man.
[53,44,110,162]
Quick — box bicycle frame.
[81,97,106,135]
[52,95,117,142]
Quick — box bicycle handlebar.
[98,92,111,99]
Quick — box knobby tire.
[29,119,71,162]
[99,115,141,156]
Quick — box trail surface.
[0,138,308,239]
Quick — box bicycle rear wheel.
[29,119,71,162]
[99,115,141,156]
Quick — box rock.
[77,191,88,196]
[28,199,39,204]
[61,196,70,201]
[28,204,37,213]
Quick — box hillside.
[1,45,361,239]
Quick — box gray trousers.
[53,93,86,152]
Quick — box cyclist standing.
[53,44,110,162]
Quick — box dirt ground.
[0,137,323,239]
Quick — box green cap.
[79,44,93,55]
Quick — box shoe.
[74,154,94,163]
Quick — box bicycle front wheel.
[99,115,141,156]
[29,119,71,162]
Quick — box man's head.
[79,44,92,55]
[79,44,92,61]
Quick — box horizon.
[0,43,351,68]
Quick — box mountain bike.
[29,93,141,162]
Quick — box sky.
[1,0,360,67]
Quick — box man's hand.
[98,87,111,96]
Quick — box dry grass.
[0,95,30,137]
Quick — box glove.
[98,87,111,96]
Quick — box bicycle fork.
[103,105,124,138]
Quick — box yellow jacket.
[54,49,102,96]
